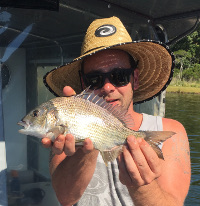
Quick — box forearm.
[128,180,182,206]
[50,149,99,206]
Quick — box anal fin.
[75,139,85,146]
[100,145,123,166]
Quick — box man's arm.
[118,118,191,206]
[42,86,99,206]
[50,137,99,206]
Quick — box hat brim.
[44,40,174,104]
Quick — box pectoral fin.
[47,125,67,141]
[100,145,123,166]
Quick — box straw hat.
[44,16,175,104]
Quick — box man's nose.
[100,78,115,93]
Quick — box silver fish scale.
[50,96,130,151]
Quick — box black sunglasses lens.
[110,70,131,86]
[82,68,133,89]
[84,75,103,89]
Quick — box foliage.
[169,76,200,88]
[171,24,200,82]
[182,64,200,81]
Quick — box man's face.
[82,49,139,111]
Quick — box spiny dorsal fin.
[76,88,134,128]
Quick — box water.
[165,93,200,206]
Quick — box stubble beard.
[123,89,134,111]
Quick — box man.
[42,17,190,206]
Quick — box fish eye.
[32,110,39,117]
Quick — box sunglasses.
[81,67,135,90]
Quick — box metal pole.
[0,63,8,206]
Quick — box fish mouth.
[18,120,29,130]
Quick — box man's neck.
[127,105,143,131]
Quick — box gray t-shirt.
[74,113,163,206]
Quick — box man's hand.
[41,86,94,156]
[41,86,99,206]
[117,121,190,206]
[117,135,162,188]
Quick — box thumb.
[63,86,76,97]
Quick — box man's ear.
[133,68,139,90]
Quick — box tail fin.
[144,131,175,159]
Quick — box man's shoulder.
[162,117,186,134]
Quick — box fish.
[18,89,175,165]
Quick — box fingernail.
[127,136,136,143]
[66,134,73,142]
[56,136,63,142]
[84,141,88,147]
[137,138,143,144]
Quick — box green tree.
[172,25,200,63]
[173,50,192,80]
[171,24,200,81]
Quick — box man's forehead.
[83,49,130,68]
[82,49,131,74]
[85,49,129,61]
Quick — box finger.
[52,135,65,155]
[63,134,76,156]
[41,138,52,148]
[127,136,154,184]
[82,138,94,153]
[138,138,162,176]
[63,86,76,97]
[117,153,126,182]
[122,145,145,186]
[118,150,133,186]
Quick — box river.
[165,92,200,206]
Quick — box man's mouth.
[106,99,119,105]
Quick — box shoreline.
[167,85,200,94]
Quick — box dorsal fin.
[76,88,134,128]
